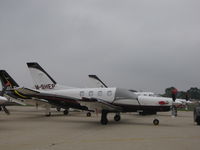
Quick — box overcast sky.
[0,0,200,94]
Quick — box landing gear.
[86,112,91,117]
[63,109,69,115]
[101,110,108,125]
[56,107,61,112]
[153,119,159,125]
[114,113,121,122]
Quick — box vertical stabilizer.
[27,62,57,90]
[0,70,19,89]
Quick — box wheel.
[56,107,61,112]
[114,114,121,122]
[86,112,91,117]
[153,119,159,125]
[101,118,108,125]
[63,109,69,115]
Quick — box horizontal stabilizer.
[15,87,40,96]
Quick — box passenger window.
[89,91,93,97]
[107,91,112,96]
[80,91,84,97]
[98,91,102,96]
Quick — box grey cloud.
[0,0,200,93]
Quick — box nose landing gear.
[153,119,159,125]
[86,112,91,117]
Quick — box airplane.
[88,75,191,110]
[0,85,10,114]
[13,62,172,125]
[0,70,91,116]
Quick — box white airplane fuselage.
[36,87,172,112]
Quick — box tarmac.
[0,106,199,150]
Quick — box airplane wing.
[15,87,81,108]
[4,94,27,106]
[15,87,40,96]
[79,97,122,112]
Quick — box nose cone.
[138,96,173,106]
[0,96,8,104]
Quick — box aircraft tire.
[114,114,121,122]
[63,110,69,115]
[86,112,91,117]
[153,119,159,126]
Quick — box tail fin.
[27,62,57,90]
[0,70,19,89]
[88,75,108,88]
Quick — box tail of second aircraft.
[27,62,73,90]
[0,70,19,89]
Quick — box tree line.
[162,87,200,100]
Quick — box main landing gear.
[100,111,121,125]
[63,109,69,115]
[101,110,108,125]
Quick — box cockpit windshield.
[115,88,138,100]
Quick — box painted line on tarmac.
[48,135,200,147]
[80,136,200,143]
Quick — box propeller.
[171,88,178,116]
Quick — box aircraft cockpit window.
[80,91,84,97]
[89,91,93,97]
[98,91,103,96]
[107,91,112,96]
